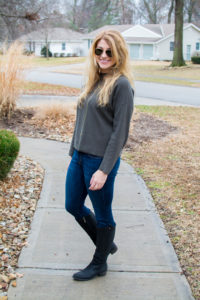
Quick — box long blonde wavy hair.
[78,30,134,106]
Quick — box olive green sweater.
[69,75,134,174]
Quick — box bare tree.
[168,0,174,23]
[0,0,64,40]
[137,0,169,24]
[184,0,200,23]
[0,0,44,39]
[114,0,135,24]
[171,0,185,66]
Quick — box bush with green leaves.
[41,46,52,57]
[191,51,200,64]
[0,130,20,180]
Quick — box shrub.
[23,49,34,56]
[0,130,20,180]
[191,51,200,64]
[0,41,29,119]
[41,46,52,57]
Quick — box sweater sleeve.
[99,77,134,174]
[69,129,75,157]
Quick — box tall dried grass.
[34,102,76,120]
[0,41,30,119]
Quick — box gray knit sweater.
[69,75,134,174]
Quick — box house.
[82,23,200,61]
[18,27,84,57]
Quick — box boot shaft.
[93,226,116,264]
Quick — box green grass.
[31,56,86,67]
[135,105,175,117]
[134,76,199,87]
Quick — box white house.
[18,27,84,57]
[82,23,200,61]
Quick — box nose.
[101,51,109,58]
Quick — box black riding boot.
[73,226,115,281]
[76,212,117,255]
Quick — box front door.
[186,45,191,60]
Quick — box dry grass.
[0,42,31,118]
[34,102,76,120]
[21,81,80,96]
[31,56,86,67]
[123,106,200,299]
[29,102,76,137]
[131,60,200,80]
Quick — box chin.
[100,64,111,69]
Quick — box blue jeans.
[65,150,120,228]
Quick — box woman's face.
[95,39,116,73]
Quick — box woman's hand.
[89,170,108,191]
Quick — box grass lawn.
[122,105,200,299]
[131,61,200,87]
[31,56,86,67]
[21,81,80,96]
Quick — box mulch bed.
[0,107,177,144]
[0,156,44,298]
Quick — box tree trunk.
[171,0,186,67]
[45,35,49,60]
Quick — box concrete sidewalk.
[19,94,197,108]
[8,137,194,300]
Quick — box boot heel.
[110,244,118,255]
[98,271,107,277]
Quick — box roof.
[18,27,83,42]
[126,37,161,43]
[83,25,133,39]
[142,24,163,36]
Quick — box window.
[196,43,200,50]
[88,39,93,49]
[62,43,66,50]
[170,41,174,51]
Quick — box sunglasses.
[95,48,112,58]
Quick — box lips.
[99,60,110,64]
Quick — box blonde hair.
[78,30,134,106]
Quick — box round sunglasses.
[95,48,112,58]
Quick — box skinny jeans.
[65,150,120,228]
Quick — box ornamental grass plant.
[0,41,30,119]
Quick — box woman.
[65,30,134,281]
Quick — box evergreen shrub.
[0,130,20,180]
[191,51,200,64]
[41,46,52,57]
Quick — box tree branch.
[0,7,41,21]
